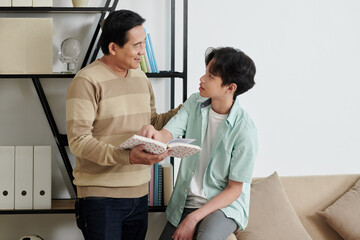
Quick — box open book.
[118,135,201,158]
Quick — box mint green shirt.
[164,93,258,230]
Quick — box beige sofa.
[226,173,360,240]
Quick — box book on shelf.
[146,32,158,73]
[144,28,159,73]
[118,135,201,159]
[162,163,173,206]
[140,55,148,73]
[144,50,151,73]
[148,164,154,206]
[153,163,159,206]
[158,164,163,206]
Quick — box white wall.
[1,0,360,239]
[188,0,360,177]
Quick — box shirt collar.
[199,96,242,127]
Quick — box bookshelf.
[0,0,187,214]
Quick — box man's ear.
[108,42,117,55]
[227,83,237,94]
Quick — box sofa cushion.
[317,178,360,239]
[235,172,311,240]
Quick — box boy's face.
[199,59,229,99]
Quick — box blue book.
[153,163,159,206]
[147,33,158,73]
[144,29,155,72]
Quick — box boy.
[139,47,257,240]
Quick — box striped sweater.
[66,60,179,198]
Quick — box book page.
[167,138,195,145]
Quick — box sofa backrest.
[277,174,360,240]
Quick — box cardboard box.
[0,18,53,74]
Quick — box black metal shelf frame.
[0,0,188,214]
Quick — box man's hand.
[129,144,172,165]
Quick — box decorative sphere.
[59,38,81,62]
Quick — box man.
[139,47,258,240]
[66,10,180,240]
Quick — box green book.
[140,55,148,73]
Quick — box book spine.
[144,50,151,73]
[162,164,173,206]
[158,164,163,206]
[140,55,148,73]
[147,33,159,73]
[149,164,154,206]
[144,29,155,72]
[153,163,159,206]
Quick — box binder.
[32,0,53,7]
[0,146,15,210]
[11,0,32,6]
[14,146,33,209]
[0,0,11,6]
[33,146,51,209]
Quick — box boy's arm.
[138,125,173,143]
[172,180,243,240]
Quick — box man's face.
[114,25,146,70]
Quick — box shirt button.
[184,189,188,193]
[191,171,195,175]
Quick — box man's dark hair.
[99,10,146,55]
[205,47,256,99]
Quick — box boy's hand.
[138,125,159,140]
[172,214,198,240]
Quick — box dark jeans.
[75,195,149,240]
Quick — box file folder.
[0,146,15,210]
[33,146,52,209]
[0,0,11,6]
[32,0,53,7]
[15,146,33,209]
[12,0,32,6]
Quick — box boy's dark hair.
[205,47,256,99]
[99,10,146,55]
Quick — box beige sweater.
[66,60,179,198]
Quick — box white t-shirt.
[185,107,227,208]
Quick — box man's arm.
[151,104,182,130]
[172,180,243,240]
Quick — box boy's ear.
[227,83,237,94]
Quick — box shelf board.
[0,73,75,78]
[146,71,184,78]
[0,71,185,79]
[0,199,166,214]
[0,7,112,13]
[0,199,75,214]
